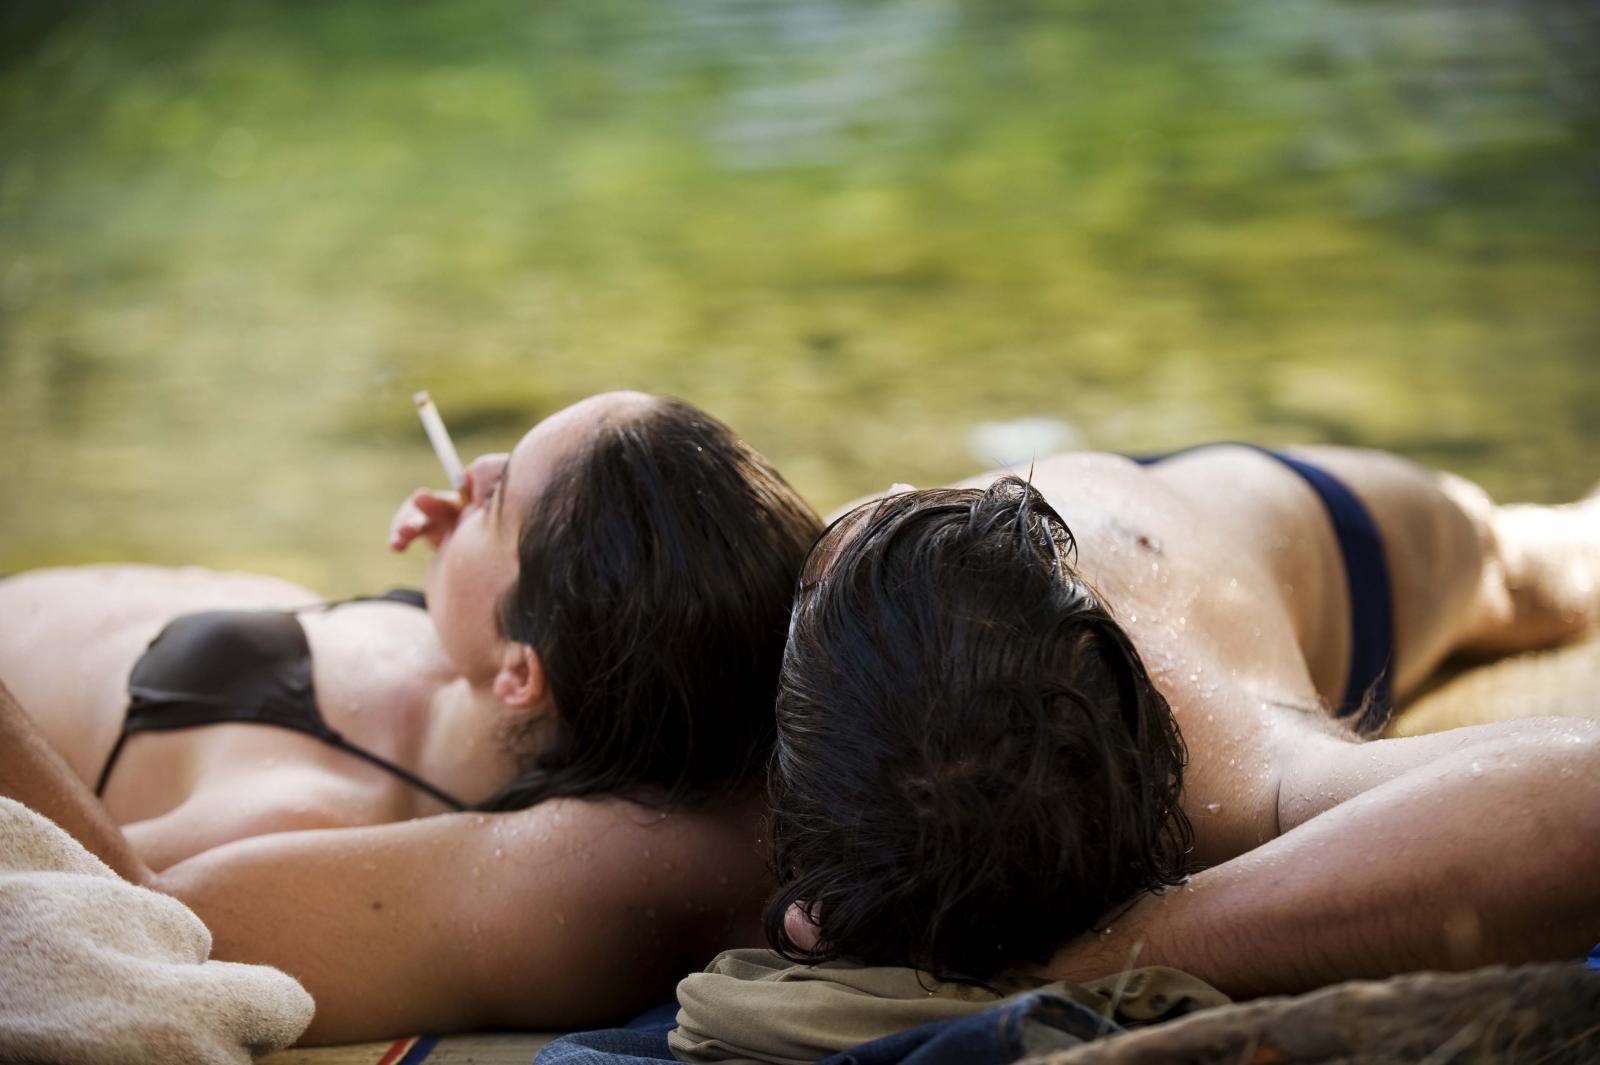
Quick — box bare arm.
[1046,719,1600,994]
[0,680,752,1043]
[0,679,150,880]
[1274,714,1600,833]
[159,802,714,1042]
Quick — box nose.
[461,452,509,508]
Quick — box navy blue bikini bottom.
[1135,445,1393,734]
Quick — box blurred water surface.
[2,0,1596,592]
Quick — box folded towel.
[670,948,1228,1065]
[0,797,314,1064]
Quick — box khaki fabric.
[669,949,1227,1065]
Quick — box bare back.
[930,445,1512,862]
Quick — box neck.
[415,677,527,809]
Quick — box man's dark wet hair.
[479,396,822,811]
[766,476,1191,980]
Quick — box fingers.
[388,488,463,552]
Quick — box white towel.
[0,797,314,1064]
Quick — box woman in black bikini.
[0,391,821,1040]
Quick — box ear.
[491,642,547,710]
[784,900,823,951]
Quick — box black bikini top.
[95,589,468,810]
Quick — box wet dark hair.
[766,476,1191,980]
[478,396,822,811]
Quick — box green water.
[2,0,1596,594]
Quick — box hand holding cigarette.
[388,488,463,552]
[389,391,467,553]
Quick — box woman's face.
[424,391,654,681]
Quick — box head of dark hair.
[478,396,822,812]
[766,476,1191,980]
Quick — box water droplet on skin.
[1177,616,1186,627]
[1470,761,1484,776]
[494,848,504,859]
[1204,802,1222,814]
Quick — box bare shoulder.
[952,451,1140,494]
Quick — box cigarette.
[413,390,466,489]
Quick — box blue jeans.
[533,992,1124,1065]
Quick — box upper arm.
[155,801,714,1044]
[1049,716,1600,995]
[1274,715,1600,833]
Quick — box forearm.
[1048,730,1600,995]
[0,679,153,884]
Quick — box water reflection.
[0,0,1595,593]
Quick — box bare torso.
[928,444,1498,863]
[0,566,489,867]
